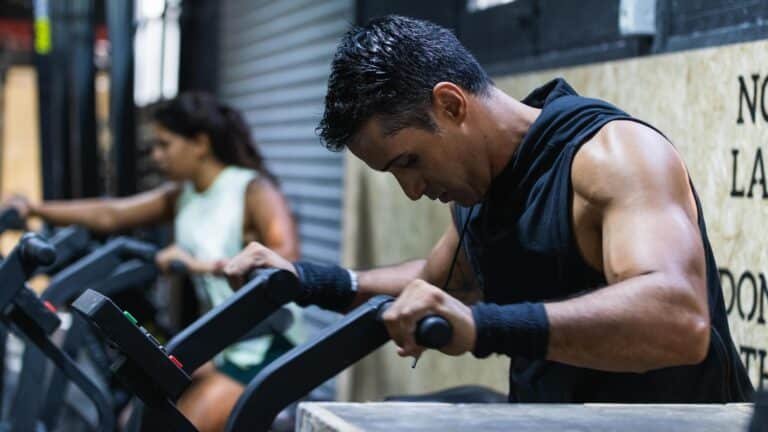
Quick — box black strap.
[443,205,475,291]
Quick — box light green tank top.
[175,166,303,368]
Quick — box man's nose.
[395,173,426,201]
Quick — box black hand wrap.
[471,302,549,360]
[293,261,357,313]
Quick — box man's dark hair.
[317,15,493,151]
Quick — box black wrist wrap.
[471,302,549,360]
[293,261,356,313]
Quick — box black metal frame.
[42,236,157,306]
[34,0,99,200]
[355,0,768,76]
[0,235,115,432]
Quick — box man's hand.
[155,244,222,275]
[381,279,476,358]
[223,241,297,289]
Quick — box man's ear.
[431,82,467,126]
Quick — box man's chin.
[452,195,481,207]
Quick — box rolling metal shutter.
[217,0,352,265]
[217,2,353,399]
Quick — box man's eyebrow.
[380,153,403,172]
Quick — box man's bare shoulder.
[571,120,691,208]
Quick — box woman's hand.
[155,244,225,275]
[2,194,33,218]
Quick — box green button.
[123,311,138,325]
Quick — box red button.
[168,355,183,369]
[43,301,57,313]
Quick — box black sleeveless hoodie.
[453,78,753,402]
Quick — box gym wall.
[340,1,768,400]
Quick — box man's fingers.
[383,301,423,357]
[397,344,420,358]
[383,307,411,353]
[224,257,256,276]
[397,307,420,353]
[223,251,268,289]
[397,344,425,358]
[383,316,406,351]
[385,280,473,358]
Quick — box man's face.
[349,116,485,206]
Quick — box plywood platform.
[297,402,754,432]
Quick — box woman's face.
[151,123,206,180]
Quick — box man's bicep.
[601,200,706,291]
[422,219,482,304]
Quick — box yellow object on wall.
[1,67,42,255]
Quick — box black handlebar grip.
[0,207,25,231]
[167,260,189,275]
[414,315,453,349]
[121,239,158,262]
[20,234,56,266]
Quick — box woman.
[4,92,302,432]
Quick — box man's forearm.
[543,272,709,373]
[351,259,426,307]
[469,272,709,373]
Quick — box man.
[225,15,752,402]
